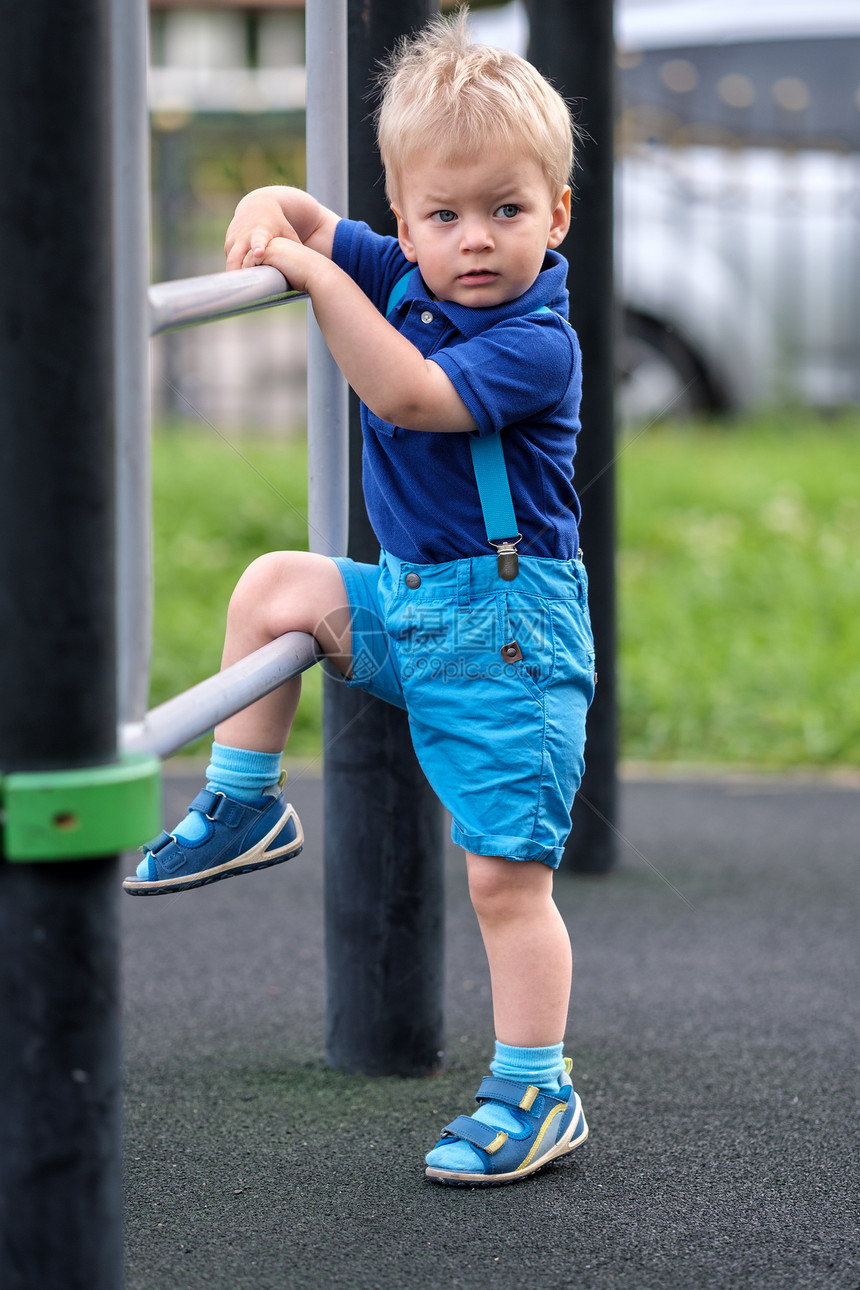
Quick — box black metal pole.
[323,0,446,1077]
[526,0,619,875]
[0,0,122,1285]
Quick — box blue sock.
[490,1040,566,1094]
[425,1041,567,1174]
[205,742,283,802]
[172,743,283,844]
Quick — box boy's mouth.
[458,270,499,285]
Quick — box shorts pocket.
[501,595,557,704]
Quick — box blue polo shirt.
[332,218,582,564]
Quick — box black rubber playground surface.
[121,768,860,1290]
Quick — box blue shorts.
[330,550,596,868]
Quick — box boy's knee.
[227,550,349,649]
[229,551,292,615]
[467,853,553,922]
[468,854,522,920]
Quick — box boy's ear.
[392,206,419,263]
[546,187,572,249]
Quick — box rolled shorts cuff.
[451,826,565,869]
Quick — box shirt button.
[405,572,421,589]
[420,310,434,324]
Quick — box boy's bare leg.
[424,852,583,1182]
[122,552,352,894]
[465,851,572,1046]
[215,550,352,753]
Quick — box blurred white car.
[615,0,860,420]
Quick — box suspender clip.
[491,535,521,582]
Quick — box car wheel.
[618,312,718,427]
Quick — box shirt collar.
[397,250,570,339]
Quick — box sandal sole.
[122,805,304,896]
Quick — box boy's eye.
[432,209,457,224]
[495,204,520,219]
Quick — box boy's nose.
[460,217,493,251]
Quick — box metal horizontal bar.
[119,631,321,760]
[148,265,307,336]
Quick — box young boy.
[125,9,596,1188]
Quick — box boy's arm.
[224,186,341,269]
[258,235,477,435]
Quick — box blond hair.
[376,7,576,204]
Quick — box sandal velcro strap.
[475,1076,547,1115]
[442,1115,508,1155]
[188,789,248,828]
[142,830,173,855]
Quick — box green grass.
[150,424,321,759]
[150,410,860,769]
[618,409,860,767]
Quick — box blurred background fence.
[147,0,860,431]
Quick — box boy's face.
[391,148,570,309]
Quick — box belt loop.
[457,558,471,607]
[574,560,586,606]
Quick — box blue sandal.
[425,1063,588,1187]
[122,783,303,895]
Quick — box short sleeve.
[429,312,579,438]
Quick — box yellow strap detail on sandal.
[517,1104,565,1171]
[518,1085,540,1111]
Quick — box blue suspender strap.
[469,434,521,580]
[472,306,554,569]
[385,267,521,579]
[384,269,418,318]
[469,434,518,543]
